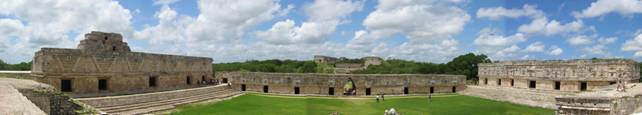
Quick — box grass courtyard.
[171,93,554,115]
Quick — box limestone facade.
[478,59,640,91]
[217,72,466,95]
[30,31,213,97]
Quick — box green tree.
[299,61,317,73]
[446,53,491,80]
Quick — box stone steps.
[101,88,236,114]
[76,85,241,115]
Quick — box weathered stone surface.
[30,31,213,97]
[218,72,466,95]
[478,59,640,91]
[556,83,642,115]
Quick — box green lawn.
[171,93,553,115]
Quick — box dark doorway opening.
[202,76,206,81]
[529,80,536,88]
[580,81,588,91]
[610,81,616,85]
[263,85,269,93]
[554,81,561,90]
[365,88,371,95]
[149,76,157,87]
[497,79,502,86]
[294,87,300,94]
[61,79,72,92]
[328,87,335,95]
[484,78,488,85]
[241,84,246,91]
[430,87,434,94]
[98,79,108,91]
[222,78,228,83]
[510,79,514,87]
[403,87,409,94]
[452,86,457,93]
[186,76,192,85]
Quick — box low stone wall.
[19,89,83,115]
[555,83,642,115]
[459,85,576,109]
[0,78,85,115]
[218,72,466,96]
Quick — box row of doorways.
[238,84,457,95]
[60,79,109,92]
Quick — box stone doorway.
[554,81,561,90]
[98,79,108,91]
[452,86,457,93]
[580,81,587,91]
[403,87,409,94]
[294,87,300,94]
[149,76,157,87]
[222,78,228,83]
[328,87,335,95]
[529,80,536,88]
[61,79,72,92]
[430,87,434,94]
[365,88,371,95]
[186,76,192,85]
[263,85,269,93]
[241,84,246,91]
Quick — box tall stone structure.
[31,31,213,97]
[478,59,640,91]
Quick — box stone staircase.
[75,85,241,114]
[459,85,577,109]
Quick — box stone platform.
[459,85,576,109]
[76,84,241,114]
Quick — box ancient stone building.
[218,72,466,95]
[314,55,339,64]
[478,59,640,91]
[363,56,383,68]
[30,31,213,97]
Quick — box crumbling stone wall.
[478,59,640,91]
[31,31,213,97]
[217,72,466,95]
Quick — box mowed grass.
[171,93,554,115]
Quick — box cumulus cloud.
[568,35,593,45]
[523,42,546,52]
[622,34,642,57]
[347,0,470,62]
[477,4,545,20]
[573,0,642,18]
[473,28,527,58]
[0,0,134,63]
[257,0,364,45]
[548,46,563,56]
[517,18,586,36]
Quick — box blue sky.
[1,0,642,64]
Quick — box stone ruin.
[30,31,213,97]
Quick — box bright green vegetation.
[171,94,554,115]
[213,53,492,80]
[0,59,31,70]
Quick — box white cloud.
[347,0,470,62]
[548,46,563,56]
[0,0,134,63]
[473,28,528,58]
[523,42,546,52]
[518,18,586,36]
[568,35,593,45]
[622,34,642,57]
[477,4,545,20]
[573,0,642,18]
[257,0,364,45]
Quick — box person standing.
[428,93,432,102]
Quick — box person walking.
[428,93,432,102]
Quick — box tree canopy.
[0,59,32,70]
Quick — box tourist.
[381,93,385,101]
[376,95,380,102]
[428,93,432,102]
